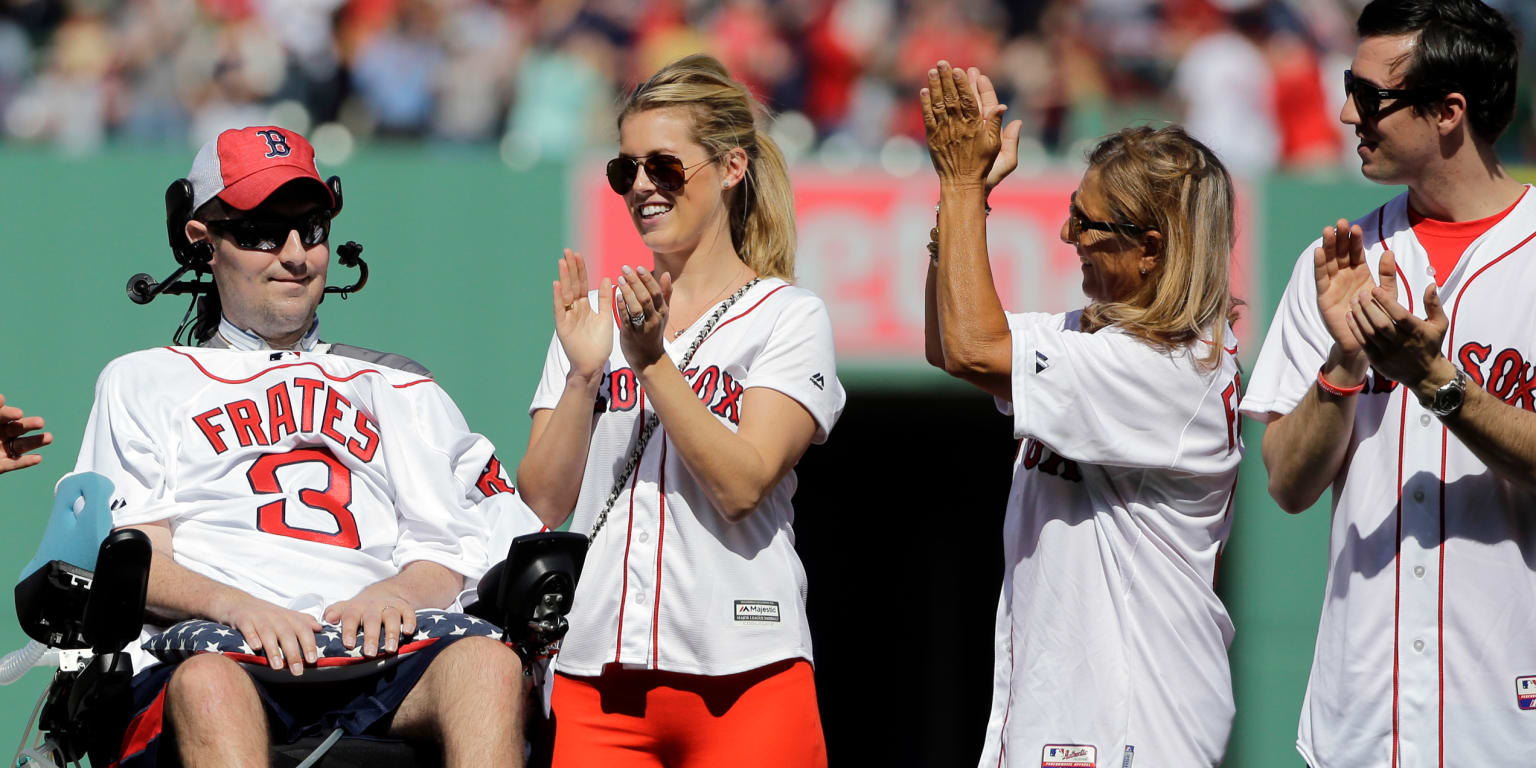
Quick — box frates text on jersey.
[192,377,381,462]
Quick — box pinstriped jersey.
[1244,188,1536,768]
[527,277,846,677]
[74,346,540,669]
[980,311,1243,768]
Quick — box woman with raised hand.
[517,54,844,768]
[922,61,1244,767]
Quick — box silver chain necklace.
[588,277,762,539]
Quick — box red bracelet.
[1316,367,1366,397]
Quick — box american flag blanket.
[142,610,505,680]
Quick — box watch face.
[1433,369,1468,416]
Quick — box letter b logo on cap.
[256,130,292,158]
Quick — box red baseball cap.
[187,126,335,211]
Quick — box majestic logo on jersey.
[1035,351,1050,374]
[809,372,825,390]
[1518,676,1536,710]
[1042,744,1096,767]
[1020,438,1083,483]
[1458,343,1536,410]
[594,366,746,425]
[733,600,780,623]
[255,129,291,158]
[191,377,381,463]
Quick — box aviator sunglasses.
[606,153,719,195]
[207,211,333,252]
[1067,192,1148,243]
[1344,69,1437,121]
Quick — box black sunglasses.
[1068,192,1147,243]
[207,211,332,252]
[1344,69,1435,121]
[606,153,718,195]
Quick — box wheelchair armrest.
[84,529,153,654]
[15,529,151,653]
[465,532,588,659]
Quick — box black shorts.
[104,636,465,768]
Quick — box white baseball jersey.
[980,310,1243,768]
[75,346,541,669]
[525,277,845,677]
[1243,188,1536,768]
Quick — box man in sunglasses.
[69,126,541,767]
[1242,1,1536,766]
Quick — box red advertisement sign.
[573,166,1254,361]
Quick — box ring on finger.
[628,310,646,328]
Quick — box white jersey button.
[1425,266,1435,277]
[1414,565,1426,578]
[1420,414,1431,426]
[633,592,646,605]
[639,531,650,543]
[1413,639,1425,653]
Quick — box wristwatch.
[1426,366,1469,417]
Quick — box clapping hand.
[552,249,614,381]
[1346,246,1450,393]
[615,265,673,370]
[1313,221,1379,372]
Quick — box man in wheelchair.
[28,125,566,767]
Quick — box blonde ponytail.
[620,54,796,280]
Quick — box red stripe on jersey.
[164,347,435,388]
[997,619,1016,768]
[1435,223,1536,767]
[1392,392,1406,768]
[694,285,790,355]
[614,392,645,663]
[1439,424,1447,768]
[1197,338,1240,356]
[109,683,168,768]
[653,439,668,668]
[1384,211,1416,768]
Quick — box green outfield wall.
[0,148,1409,765]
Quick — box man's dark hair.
[1356,0,1519,144]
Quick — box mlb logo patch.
[1042,744,1096,767]
[1518,676,1536,710]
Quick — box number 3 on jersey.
[247,447,361,549]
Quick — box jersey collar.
[216,315,322,352]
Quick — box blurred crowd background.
[2,0,1535,174]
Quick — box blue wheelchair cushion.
[20,472,119,582]
[141,610,505,682]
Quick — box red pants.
[549,659,827,768]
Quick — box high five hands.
[920,61,1024,192]
[0,393,51,476]
[1313,220,1451,392]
